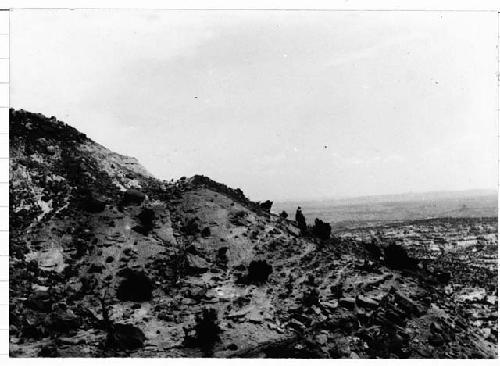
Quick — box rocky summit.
[9,109,497,358]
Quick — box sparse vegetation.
[116,269,153,302]
[137,208,155,233]
[181,217,200,236]
[383,243,418,270]
[295,207,307,232]
[259,200,273,212]
[184,308,222,356]
[9,108,498,359]
[312,218,331,240]
[216,247,229,267]
[201,227,211,238]
[246,260,273,285]
[228,209,248,226]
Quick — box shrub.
[228,209,247,226]
[366,241,382,258]
[137,208,155,232]
[383,244,418,270]
[312,218,331,240]
[81,194,106,213]
[279,211,288,219]
[302,288,320,307]
[201,227,211,238]
[295,207,307,232]
[246,260,273,285]
[259,200,273,212]
[108,323,146,350]
[116,269,153,302]
[185,308,222,356]
[216,247,228,267]
[181,217,199,236]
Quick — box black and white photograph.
[7,6,499,358]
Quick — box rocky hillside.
[9,109,497,358]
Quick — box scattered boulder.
[123,189,145,205]
[26,292,52,313]
[339,297,356,310]
[38,344,59,357]
[330,283,343,299]
[45,145,57,155]
[436,271,452,284]
[428,333,445,347]
[108,323,146,350]
[49,309,81,334]
[357,295,380,309]
[186,253,209,273]
[201,227,211,238]
[81,195,106,213]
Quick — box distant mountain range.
[273,189,498,228]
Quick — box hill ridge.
[9,109,497,358]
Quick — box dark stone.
[339,297,356,310]
[201,227,211,238]
[123,189,145,205]
[88,263,104,274]
[38,345,60,357]
[436,271,452,284]
[186,253,209,273]
[430,321,443,334]
[81,195,106,213]
[330,283,343,298]
[109,323,146,350]
[49,310,81,334]
[132,225,149,235]
[26,293,52,312]
[428,333,445,347]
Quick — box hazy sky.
[11,10,498,201]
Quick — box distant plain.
[273,190,498,230]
